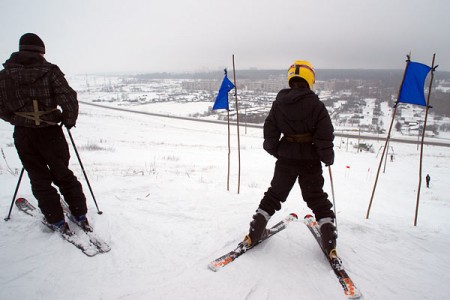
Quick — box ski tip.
[15,197,36,210]
[346,289,363,299]
[16,198,26,203]
[208,262,220,272]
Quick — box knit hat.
[19,33,45,54]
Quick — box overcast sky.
[1,0,448,74]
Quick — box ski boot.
[319,217,337,257]
[244,209,270,247]
[72,214,93,232]
[49,219,73,236]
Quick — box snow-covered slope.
[1,103,449,299]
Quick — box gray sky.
[1,0,448,74]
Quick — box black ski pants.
[13,126,87,224]
[259,158,335,221]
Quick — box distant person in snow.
[0,33,89,234]
[244,60,337,257]
[426,174,431,188]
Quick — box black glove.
[323,152,334,167]
[62,115,75,130]
[63,122,75,130]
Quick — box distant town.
[71,69,450,143]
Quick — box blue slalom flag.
[212,74,235,110]
[398,61,431,106]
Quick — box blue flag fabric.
[398,61,431,106]
[212,75,235,110]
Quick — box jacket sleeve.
[312,102,334,165]
[263,102,281,157]
[0,95,12,123]
[0,74,12,123]
[51,66,78,127]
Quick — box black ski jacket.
[0,51,78,128]
[263,88,334,165]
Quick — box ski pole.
[66,128,103,215]
[4,167,25,221]
[328,166,338,234]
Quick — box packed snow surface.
[1,101,449,300]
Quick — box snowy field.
[1,101,450,300]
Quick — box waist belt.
[14,100,58,126]
[284,133,313,143]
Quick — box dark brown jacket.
[0,51,78,128]
[263,87,334,165]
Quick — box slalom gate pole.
[366,54,410,219]
[232,54,241,194]
[328,166,338,233]
[414,53,437,226]
[227,109,230,191]
[66,128,103,215]
[4,167,25,221]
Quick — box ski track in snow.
[1,101,450,299]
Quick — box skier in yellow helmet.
[245,60,336,256]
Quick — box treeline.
[133,69,450,117]
[134,69,450,84]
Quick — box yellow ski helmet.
[287,60,315,88]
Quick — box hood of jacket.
[274,88,318,122]
[2,51,52,86]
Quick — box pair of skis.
[15,198,110,257]
[208,213,362,299]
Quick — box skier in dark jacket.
[245,60,337,256]
[0,33,89,233]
